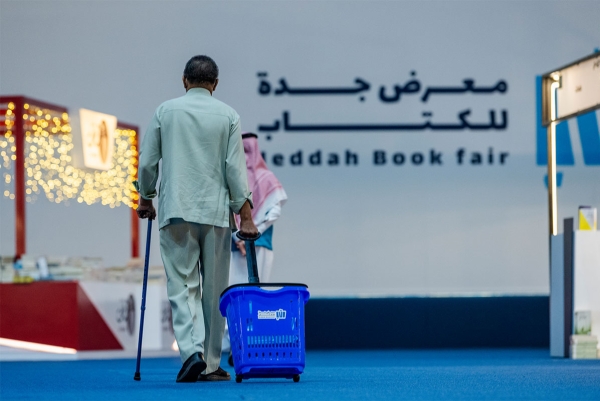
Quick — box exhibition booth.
[0,96,175,356]
[540,53,600,359]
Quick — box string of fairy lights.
[0,101,139,209]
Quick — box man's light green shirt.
[134,88,252,230]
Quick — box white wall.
[1,1,599,296]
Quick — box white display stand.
[550,228,600,357]
[573,231,600,339]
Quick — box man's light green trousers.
[160,218,231,374]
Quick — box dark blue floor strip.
[305,296,549,349]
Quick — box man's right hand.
[137,198,156,220]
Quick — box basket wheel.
[235,375,243,383]
[293,375,300,383]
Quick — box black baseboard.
[305,296,549,349]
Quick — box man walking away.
[135,55,258,382]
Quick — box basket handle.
[236,231,261,283]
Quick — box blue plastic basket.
[219,283,310,382]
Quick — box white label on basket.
[258,309,287,321]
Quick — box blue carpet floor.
[1,349,600,400]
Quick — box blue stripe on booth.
[577,111,600,165]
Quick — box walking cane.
[134,219,152,381]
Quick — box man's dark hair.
[183,55,219,85]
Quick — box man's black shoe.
[198,367,231,382]
[176,352,207,383]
